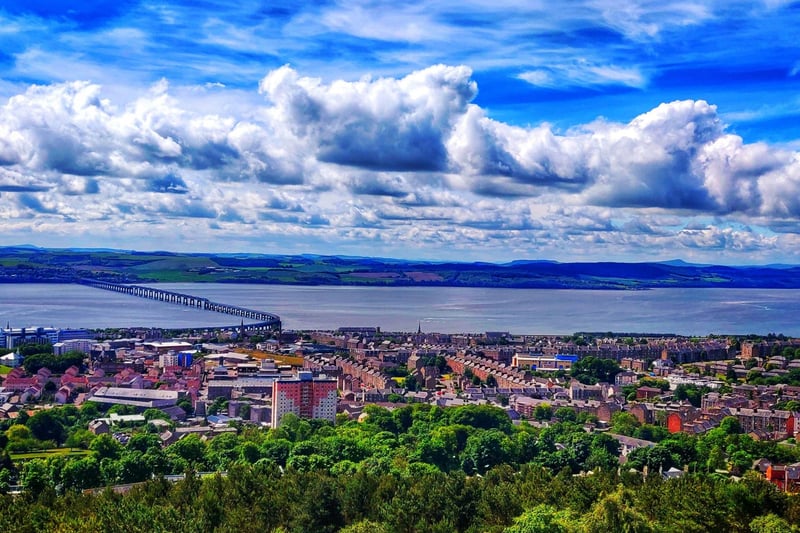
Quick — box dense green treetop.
[571,357,622,385]
[2,402,800,531]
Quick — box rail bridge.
[79,279,281,330]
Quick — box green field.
[10,448,92,461]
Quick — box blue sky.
[0,1,799,263]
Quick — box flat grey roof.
[92,387,180,400]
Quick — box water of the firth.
[2,284,799,336]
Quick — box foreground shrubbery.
[2,402,800,532]
[2,463,799,532]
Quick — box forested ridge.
[2,402,800,532]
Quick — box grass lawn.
[10,448,92,461]
[0,365,13,375]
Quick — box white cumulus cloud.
[1,65,800,261]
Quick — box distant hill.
[1,246,800,289]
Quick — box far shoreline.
[4,278,800,291]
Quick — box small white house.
[0,351,22,368]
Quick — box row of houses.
[525,338,731,363]
[304,355,394,391]
[741,339,800,359]
[445,354,532,388]
[512,395,622,423]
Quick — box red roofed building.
[766,463,800,492]
[271,371,337,427]
[636,386,663,400]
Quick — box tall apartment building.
[271,371,337,427]
[53,339,94,355]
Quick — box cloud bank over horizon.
[1,64,799,263]
[1,1,799,263]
